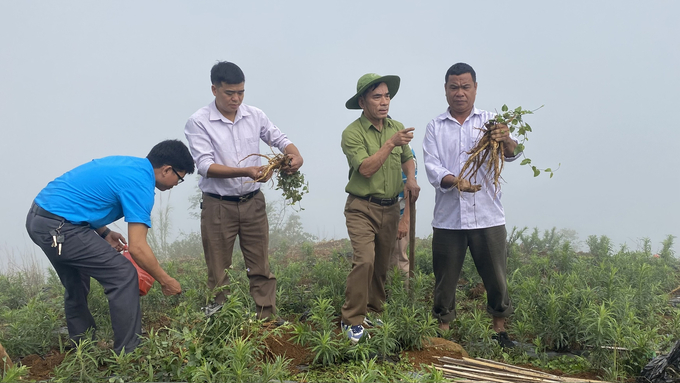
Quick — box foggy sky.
[1,0,678,268]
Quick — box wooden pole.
[0,341,12,370]
[408,190,416,288]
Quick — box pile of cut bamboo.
[434,356,610,383]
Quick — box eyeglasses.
[171,167,185,184]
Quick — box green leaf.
[544,168,552,172]
[509,126,515,133]
[550,172,554,178]
[515,143,525,154]
[518,127,525,135]
[524,123,532,132]
[515,106,522,113]
[520,159,531,165]
[502,104,508,112]
[532,166,540,177]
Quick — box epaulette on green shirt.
[341,114,414,199]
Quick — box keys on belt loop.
[50,221,65,255]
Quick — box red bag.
[122,250,155,296]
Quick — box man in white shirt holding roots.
[184,61,303,320]
[422,62,520,349]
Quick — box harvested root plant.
[240,151,309,209]
[458,105,556,192]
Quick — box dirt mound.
[262,330,469,374]
[403,337,468,367]
[263,331,313,373]
[21,350,65,382]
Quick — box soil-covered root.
[240,152,289,182]
[239,151,309,209]
[458,121,505,193]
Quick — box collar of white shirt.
[208,101,251,124]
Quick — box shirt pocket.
[389,146,403,167]
[234,136,261,165]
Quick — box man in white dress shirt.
[422,62,520,348]
[184,61,303,320]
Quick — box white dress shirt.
[184,101,292,196]
[423,107,521,230]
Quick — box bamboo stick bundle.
[435,356,611,383]
[433,365,515,383]
[436,363,562,383]
[456,356,559,379]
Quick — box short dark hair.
[445,63,476,83]
[146,140,195,174]
[211,61,245,86]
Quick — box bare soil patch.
[403,337,468,367]
[21,350,65,382]
[263,331,313,373]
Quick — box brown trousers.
[341,195,400,325]
[201,191,276,319]
[432,225,513,323]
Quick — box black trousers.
[25,205,142,354]
[432,225,513,323]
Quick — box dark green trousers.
[432,225,513,323]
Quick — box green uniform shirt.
[341,114,414,199]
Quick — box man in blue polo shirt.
[25,139,194,354]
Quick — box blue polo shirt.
[34,156,156,228]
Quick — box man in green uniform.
[340,73,420,343]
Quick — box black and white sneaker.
[362,316,384,328]
[201,302,224,317]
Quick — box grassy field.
[0,223,677,382]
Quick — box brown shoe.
[438,321,450,331]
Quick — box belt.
[205,189,260,202]
[30,202,89,226]
[352,194,399,206]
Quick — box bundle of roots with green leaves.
[241,151,309,210]
[458,105,555,193]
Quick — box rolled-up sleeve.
[400,144,414,163]
[184,117,215,178]
[341,128,369,171]
[423,120,456,193]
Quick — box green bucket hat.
[345,73,400,110]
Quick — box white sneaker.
[201,303,223,317]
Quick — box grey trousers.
[25,205,142,354]
[432,225,513,323]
